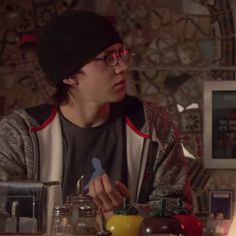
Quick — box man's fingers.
[102,174,123,208]
[88,179,103,208]
[115,180,131,198]
[92,175,113,211]
[88,174,130,212]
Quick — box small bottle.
[97,207,112,236]
[19,199,38,233]
[205,214,216,236]
[73,176,99,235]
[5,200,19,233]
[0,207,9,232]
[51,204,74,236]
[215,213,225,236]
[74,205,99,235]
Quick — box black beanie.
[37,10,122,85]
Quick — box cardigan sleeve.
[142,102,193,210]
[149,132,193,209]
[0,113,34,181]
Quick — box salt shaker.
[51,204,74,236]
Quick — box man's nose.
[115,57,129,73]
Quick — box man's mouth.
[114,79,126,89]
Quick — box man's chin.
[110,92,126,103]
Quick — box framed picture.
[204,81,236,168]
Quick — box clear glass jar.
[68,175,99,235]
[74,197,99,235]
[215,213,225,236]
[205,214,216,236]
[51,204,74,236]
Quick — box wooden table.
[0,234,44,235]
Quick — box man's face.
[74,43,129,104]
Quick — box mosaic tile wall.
[0,0,236,217]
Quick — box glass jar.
[215,213,225,236]
[51,204,74,236]
[73,195,99,235]
[205,214,216,236]
[69,175,99,235]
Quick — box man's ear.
[62,75,79,86]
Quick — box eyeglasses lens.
[105,49,130,66]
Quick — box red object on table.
[172,198,203,236]
[174,214,203,236]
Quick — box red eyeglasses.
[93,48,131,67]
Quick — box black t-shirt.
[59,103,127,200]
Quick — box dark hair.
[50,82,70,106]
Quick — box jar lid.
[68,175,97,216]
[53,204,72,216]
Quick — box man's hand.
[88,173,130,212]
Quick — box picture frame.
[204,81,236,169]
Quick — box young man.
[0,10,192,212]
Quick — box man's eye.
[106,54,115,63]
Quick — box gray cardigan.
[0,95,192,206]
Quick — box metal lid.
[53,204,72,216]
[68,175,97,217]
